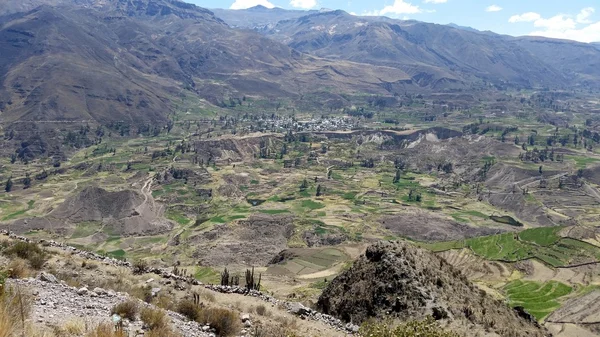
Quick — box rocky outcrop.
[318,241,549,337]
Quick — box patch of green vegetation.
[309,279,330,290]
[195,266,221,284]
[210,216,226,223]
[107,249,127,260]
[166,209,191,225]
[417,241,466,252]
[463,210,488,219]
[489,215,523,227]
[250,180,259,185]
[518,226,562,246]
[504,280,572,321]
[259,209,290,215]
[301,200,325,211]
[450,214,469,223]
[70,222,101,239]
[341,191,358,200]
[423,227,600,267]
[568,155,600,169]
[1,200,35,221]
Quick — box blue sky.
[190,0,600,42]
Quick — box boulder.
[39,272,58,283]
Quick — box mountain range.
[1,0,600,130]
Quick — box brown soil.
[190,214,295,267]
[380,209,501,242]
[4,186,172,236]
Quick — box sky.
[189,0,600,42]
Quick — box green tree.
[316,184,323,197]
[300,178,309,190]
[22,173,31,189]
[393,169,402,184]
[5,177,13,192]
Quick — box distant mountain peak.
[447,23,480,33]
[247,5,270,11]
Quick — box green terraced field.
[504,280,573,320]
[420,227,600,267]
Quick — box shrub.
[154,293,175,311]
[198,308,240,337]
[27,253,46,270]
[255,304,268,316]
[359,318,460,337]
[140,307,169,330]
[7,258,30,279]
[133,259,148,275]
[3,242,46,270]
[176,299,201,321]
[85,323,126,337]
[111,300,139,321]
[132,286,153,304]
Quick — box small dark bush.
[133,259,148,275]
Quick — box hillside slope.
[318,241,548,337]
[0,0,413,128]
[266,11,571,89]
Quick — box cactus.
[245,267,261,292]
[221,268,230,286]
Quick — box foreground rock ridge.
[318,240,550,337]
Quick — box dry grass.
[0,284,32,337]
[131,286,153,304]
[3,242,47,270]
[252,323,298,337]
[255,304,268,316]
[176,299,202,321]
[59,319,86,336]
[197,288,216,303]
[140,307,169,330]
[0,303,16,337]
[197,307,240,337]
[7,258,31,279]
[154,293,176,311]
[84,323,126,337]
[111,300,139,321]
[273,315,298,330]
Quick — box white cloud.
[530,22,600,43]
[290,0,317,9]
[364,0,422,16]
[424,0,447,4]
[577,7,595,24]
[533,15,576,31]
[509,12,541,23]
[485,5,502,12]
[229,0,275,9]
[509,8,600,43]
